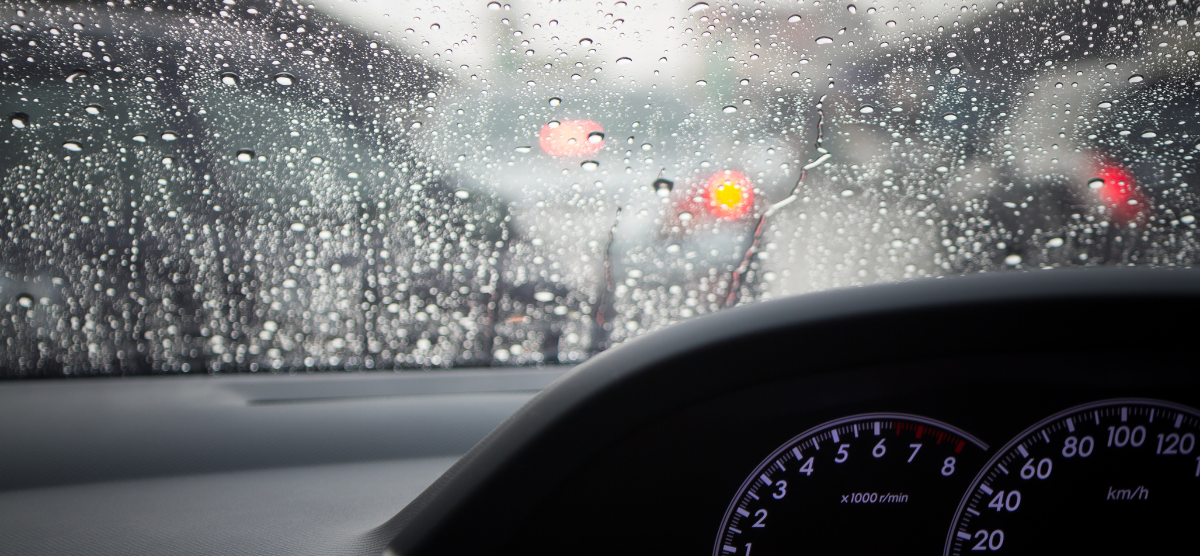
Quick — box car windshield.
[1,0,1196,376]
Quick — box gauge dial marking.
[715,413,987,556]
[945,399,1200,556]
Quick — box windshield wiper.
[724,98,830,308]
[590,206,621,353]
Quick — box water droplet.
[65,70,88,83]
[1060,34,1071,41]
[533,291,555,302]
[274,73,295,86]
[859,105,875,114]
[9,113,29,128]
[847,4,857,13]
[944,113,960,121]
[1004,254,1022,266]
[430,23,441,31]
[1088,178,1105,190]
[455,190,471,199]
[547,120,561,128]
[788,14,802,22]
[16,294,34,309]
[641,143,653,151]
[84,104,102,115]
[1183,215,1196,224]
[841,189,855,197]
[695,79,708,86]
[1047,237,1064,248]
[688,2,710,13]
[722,105,738,113]
[581,160,599,171]
[616,57,632,65]
[291,223,306,232]
[515,146,533,153]
[62,141,82,152]
[220,72,239,86]
[815,36,834,45]
[487,1,501,9]
[678,211,693,221]
[1141,131,1157,139]
[548,97,561,106]
[236,149,254,162]
[587,131,605,144]
[947,51,957,58]
[654,178,674,196]
[132,134,146,143]
[310,156,323,164]
[161,156,174,166]
[579,38,593,46]
[161,132,177,141]
[885,20,897,27]
[1098,101,1112,109]
[10,24,22,32]
[1105,62,1118,70]
[1128,74,1144,83]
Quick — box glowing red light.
[538,120,605,157]
[1092,162,1147,223]
[704,170,754,220]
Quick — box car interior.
[2,0,1198,555]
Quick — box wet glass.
[1,0,1197,376]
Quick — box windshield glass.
[2,0,1197,376]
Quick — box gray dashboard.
[0,369,565,556]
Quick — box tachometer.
[945,399,1200,556]
[714,413,988,556]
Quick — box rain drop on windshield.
[1,0,1200,376]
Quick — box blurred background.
[2,0,1198,376]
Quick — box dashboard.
[385,268,1200,556]
[1,269,1197,556]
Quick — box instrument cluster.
[384,271,1200,556]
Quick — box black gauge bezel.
[384,269,1200,556]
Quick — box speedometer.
[945,399,1200,556]
[714,413,988,556]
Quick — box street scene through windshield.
[2,0,1198,376]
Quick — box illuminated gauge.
[714,414,988,556]
[945,399,1200,556]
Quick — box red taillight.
[1091,163,1146,223]
[538,120,605,157]
[703,170,754,220]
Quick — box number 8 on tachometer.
[714,413,989,556]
